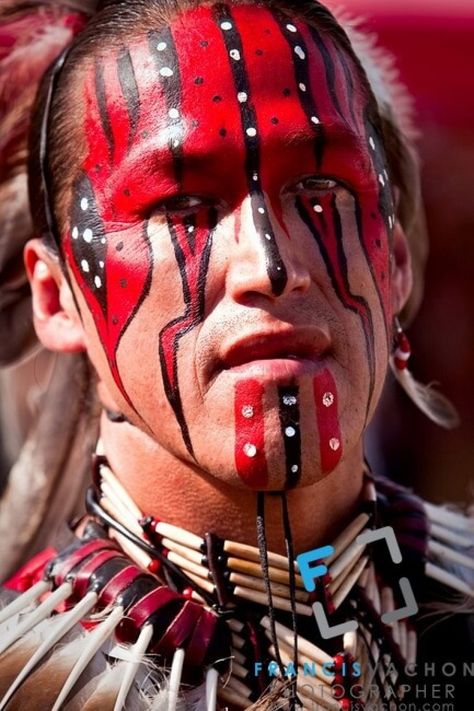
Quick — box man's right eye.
[153,195,208,214]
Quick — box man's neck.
[100,413,365,556]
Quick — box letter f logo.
[296,545,334,592]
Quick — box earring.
[389,317,459,429]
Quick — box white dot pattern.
[243,443,257,458]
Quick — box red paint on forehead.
[78,3,378,224]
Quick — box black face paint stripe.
[214,3,288,296]
[117,48,141,147]
[350,187,390,349]
[70,173,108,317]
[116,220,154,352]
[365,113,395,236]
[308,26,347,125]
[159,209,218,457]
[338,54,358,128]
[274,13,325,168]
[295,195,375,421]
[278,387,302,488]
[94,61,115,160]
[148,29,185,185]
[184,214,197,255]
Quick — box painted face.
[64,3,395,490]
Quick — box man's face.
[64,4,395,490]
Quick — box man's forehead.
[83,4,368,148]
[78,2,377,220]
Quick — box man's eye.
[293,176,338,192]
[154,195,207,214]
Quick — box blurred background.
[342,0,474,504]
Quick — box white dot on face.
[313,204,323,213]
[258,206,265,214]
[243,443,257,458]
[221,21,233,30]
[252,172,258,182]
[72,226,79,239]
[230,49,241,61]
[173,139,180,148]
[311,116,320,125]
[160,67,173,77]
[157,42,167,51]
[238,91,248,103]
[83,228,93,243]
[322,392,334,407]
[94,275,102,289]
[81,259,89,273]
[299,82,307,92]
[99,261,104,269]
[80,197,88,211]
[168,108,179,119]
[265,233,272,240]
[291,464,299,473]
[329,437,340,451]
[188,225,195,233]
[283,395,297,406]
[242,405,254,419]
[294,46,305,60]
[285,426,296,438]
[286,24,297,33]
[101,238,106,244]
[246,127,257,137]
[369,136,376,150]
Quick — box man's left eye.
[292,176,338,192]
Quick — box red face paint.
[313,369,342,474]
[63,3,392,465]
[234,379,268,488]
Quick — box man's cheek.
[64,193,154,410]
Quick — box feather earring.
[389,317,460,429]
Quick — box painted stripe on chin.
[234,379,269,488]
[214,3,288,296]
[313,369,342,473]
[278,386,302,488]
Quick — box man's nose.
[225,194,311,304]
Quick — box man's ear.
[24,238,86,352]
[391,222,413,317]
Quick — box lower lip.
[222,357,324,381]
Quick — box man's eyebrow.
[281,124,362,148]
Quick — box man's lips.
[209,328,332,383]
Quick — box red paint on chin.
[313,369,342,473]
[234,379,268,488]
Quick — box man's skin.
[25,3,412,555]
